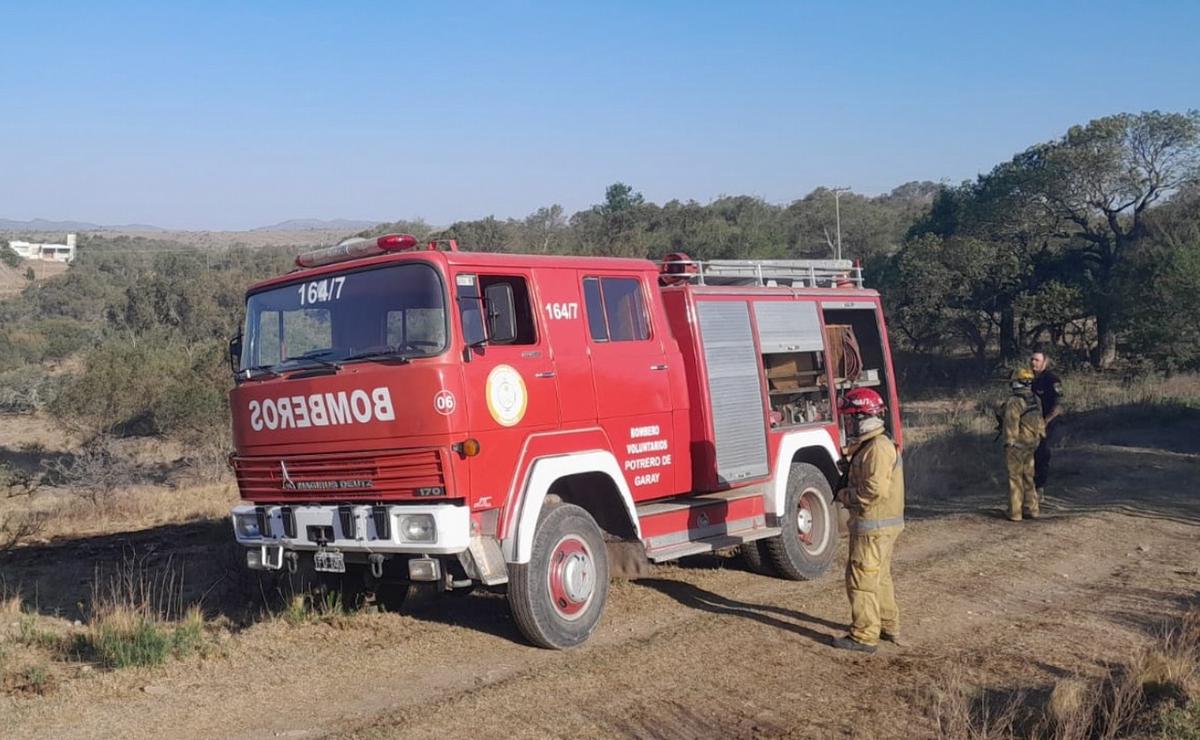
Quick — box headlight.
[399,514,436,543]
[234,513,261,539]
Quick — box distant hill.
[0,218,164,232]
[0,218,101,231]
[252,218,382,232]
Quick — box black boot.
[832,635,877,653]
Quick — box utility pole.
[830,187,851,261]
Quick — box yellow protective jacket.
[1002,391,1045,449]
[844,427,905,535]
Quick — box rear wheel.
[764,463,837,580]
[739,540,777,575]
[508,503,609,649]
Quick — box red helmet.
[839,388,885,417]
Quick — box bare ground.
[1,406,1197,739]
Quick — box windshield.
[241,263,447,371]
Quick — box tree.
[439,216,520,252]
[1008,111,1200,367]
[522,205,567,253]
[599,183,645,215]
[881,233,1028,364]
[1121,186,1200,369]
[572,183,654,257]
[0,244,21,269]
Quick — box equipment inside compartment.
[761,324,882,428]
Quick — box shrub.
[0,244,19,268]
[0,511,48,551]
[83,608,174,668]
[41,436,138,507]
[49,333,229,439]
[0,365,65,413]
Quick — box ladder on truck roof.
[658,254,864,289]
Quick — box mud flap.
[462,536,509,586]
[607,541,653,580]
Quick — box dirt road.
[2,407,1198,739]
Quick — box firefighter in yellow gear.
[832,388,904,654]
[1002,367,1045,521]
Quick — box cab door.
[455,270,559,504]
[581,271,676,501]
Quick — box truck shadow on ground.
[634,577,843,647]
[903,402,1200,527]
[0,516,528,642]
[0,518,257,624]
[397,588,524,642]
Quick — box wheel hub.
[796,489,828,551]
[796,503,814,536]
[562,552,593,602]
[547,536,594,618]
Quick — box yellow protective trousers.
[846,530,900,645]
[1006,445,1038,520]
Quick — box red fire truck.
[227,234,902,648]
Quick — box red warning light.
[377,234,419,251]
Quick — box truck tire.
[371,582,409,613]
[739,540,777,576]
[508,503,609,649]
[764,463,837,580]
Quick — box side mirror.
[484,283,517,344]
[228,333,243,374]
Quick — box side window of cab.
[456,273,538,345]
[582,276,650,342]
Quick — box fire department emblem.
[486,364,527,427]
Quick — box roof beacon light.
[295,233,419,268]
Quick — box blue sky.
[1,1,1196,230]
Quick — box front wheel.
[508,503,609,649]
[764,463,838,580]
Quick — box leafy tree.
[522,204,567,253]
[1003,111,1200,367]
[1122,186,1200,369]
[439,215,520,252]
[1,244,21,268]
[569,182,654,257]
[599,182,645,215]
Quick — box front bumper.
[230,502,470,555]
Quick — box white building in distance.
[8,233,77,263]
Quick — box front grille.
[233,448,448,501]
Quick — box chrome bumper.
[230,502,470,555]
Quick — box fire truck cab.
[228,235,902,649]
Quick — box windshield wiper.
[242,365,282,380]
[340,347,417,364]
[274,349,342,371]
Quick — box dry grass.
[1068,372,1200,414]
[1,584,23,616]
[74,553,211,669]
[928,663,1024,739]
[930,610,1200,739]
[0,481,236,546]
[0,552,215,694]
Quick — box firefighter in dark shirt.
[1030,350,1064,502]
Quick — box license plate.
[313,549,345,573]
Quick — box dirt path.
[2,415,1198,739]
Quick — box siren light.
[294,233,420,268]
